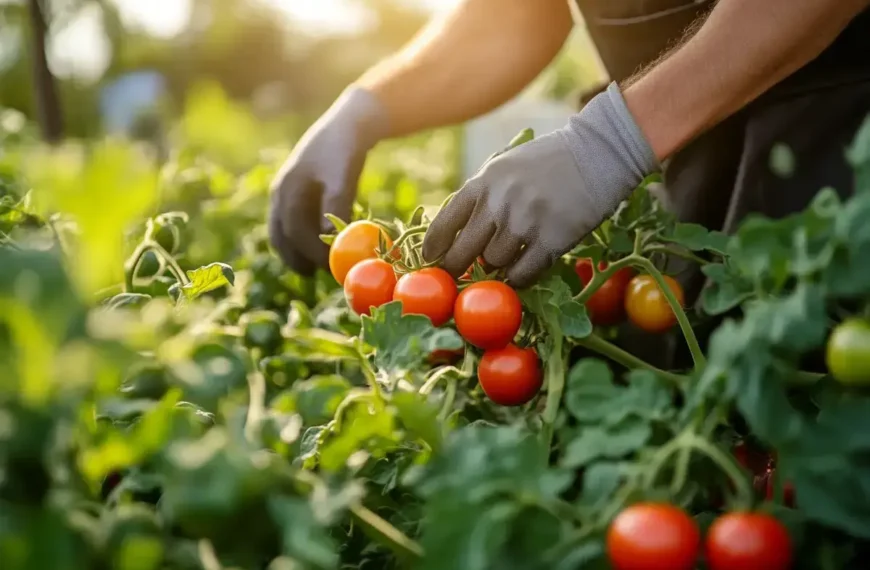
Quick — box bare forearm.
[623,0,870,161]
[356,0,572,138]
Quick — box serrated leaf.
[560,417,651,468]
[700,263,755,316]
[564,359,672,426]
[520,275,591,338]
[181,262,235,300]
[361,302,463,374]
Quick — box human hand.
[422,82,661,288]
[268,87,388,275]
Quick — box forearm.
[623,0,870,162]
[355,0,572,138]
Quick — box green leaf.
[291,375,353,426]
[579,462,627,508]
[564,360,672,426]
[104,293,152,310]
[560,417,651,468]
[319,402,399,472]
[700,263,755,316]
[268,495,339,570]
[663,223,729,254]
[361,302,463,374]
[392,391,444,453]
[520,275,592,339]
[181,262,235,300]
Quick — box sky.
[44,0,459,81]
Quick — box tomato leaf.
[181,262,235,300]
[361,301,463,375]
[560,417,651,468]
[520,275,592,339]
[392,391,444,453]
[662,223,729,255]
[564,360,672,426]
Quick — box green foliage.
[2,109,870,570]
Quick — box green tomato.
[826,318,870,386]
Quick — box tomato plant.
[2,117,870,570]
[477,344,542,406]
[705,512,792,570]
[624,274,685,333]
[329,220,393,285]
[606,503,700,570]
[575,257,634,325]
[453,280,523,349]
[343,257,397,316]
[393,267,457,327]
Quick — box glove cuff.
[559,81,661,218]
[329,86,391,150]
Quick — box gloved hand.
[422,82,661,288]
[269,87,389,275]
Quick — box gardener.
[269,0,870,297]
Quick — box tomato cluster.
[330,222,541,407]
[574,257,685,333]
[607,502,792,570]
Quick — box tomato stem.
[632,258,706,370]
[686,434,754,509]
[573,256,636,304]
[349,503,424,560]
[437,377,458,422]
[540,333,565,456]
[419,365,465,396]
[575,333,687,387]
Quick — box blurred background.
[0,0,608,244]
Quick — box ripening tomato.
[393,268,458,327]
[606,502,700,570]
[454,281,523,349]
[765,475,796,508]
[343,258,397,316]
[574,258,634,326]
[624,274,685,333]
[825,318,870,386]
[478,344,541,406]
[329,220,394,286]
[705,511,792,570]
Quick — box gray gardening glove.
[422,82,661,288]
[269,87,389,275]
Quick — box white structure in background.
[461,96,576,180]
[99,70,167,134]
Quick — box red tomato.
[624,274,685,333]
[329,220,394,286]
[454,281,523,349]
[607,502,700,570]
[574,258,634,326]
[765,472,796,508]
[428,346,465,365]
[343,258,397,316]
[705,512,792,570]
[478,344,542,406]
[393,268,458,327]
